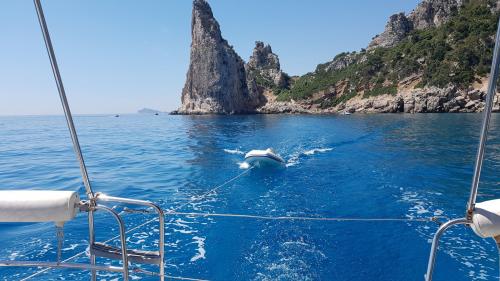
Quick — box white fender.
[471,199,500,239]
[0,190,79,226]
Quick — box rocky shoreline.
[256,84,500,114]
[173,86,500,115]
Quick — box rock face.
[324,53,357,72]
[246,41,289,89]
[493,0,500,12]
[369,0,463,49]
[258,101,311,114]
[335,86,499,114]
[368,13,413,49]
[258,77,500,114]
[179,0,261,114]
[409,0,463,29]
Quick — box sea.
[0,113,499,281]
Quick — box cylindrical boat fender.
[0,190,80,227]
[471,199,500,239]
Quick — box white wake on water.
[238,162,251,169]
[286,147,334,167]
[400,190,496,280]
[224,148,245,155]
[190,236,206,262]
[285,155,300,167]
[303,148,333,156]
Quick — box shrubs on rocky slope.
[275,0,499,108]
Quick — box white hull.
[244,149,285,166]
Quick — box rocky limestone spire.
[246,41,289,89]
[248,42,279,70]
[179,0,261,114]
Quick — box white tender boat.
[245,148,285,166]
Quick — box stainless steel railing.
[96,194,165,279]
[424,17,500,281]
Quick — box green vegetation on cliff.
[276,0,499,103]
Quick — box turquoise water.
[0,114,499,281]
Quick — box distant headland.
[138,108,166,115]
[172,0,500,115]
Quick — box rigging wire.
[33,0,94,199]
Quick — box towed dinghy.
[245,148,285,166]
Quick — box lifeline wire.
[132,268,209,281]
[166,211,442,223]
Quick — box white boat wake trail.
[286,147,334,167]
[223,149,245,155]
[303,148,333,156]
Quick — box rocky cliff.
[369,0,463,49]
[409,0,463,29]
[336,81,500,114]
[266,0,500,114]
[259,84,500,114]
[368,13,413,49]
[177,0,262,114]
[246,41,289,89]
[244,41,290,109]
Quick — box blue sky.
[0,0,420,115]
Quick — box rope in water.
[165,166,255,214]
[20,167,255,281]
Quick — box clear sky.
[0,0,421,115]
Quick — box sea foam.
[238,162,251,169]
[303,148,333,156]
[190,236,206,262]
[224,149,244,155]
[286,147,334,167]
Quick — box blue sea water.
[0,114,499,281]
